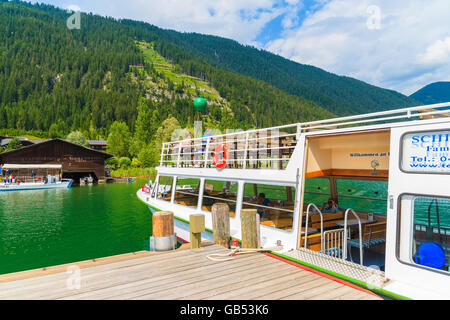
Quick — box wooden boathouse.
[0,138,113,182]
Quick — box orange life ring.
[213,144,230,169]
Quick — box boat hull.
[0,179,73,191]
[144,195,214,243]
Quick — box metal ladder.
[304,203,324,250]
[343,208,364,265]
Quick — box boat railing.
[159,102,450,169]
[160,124,299,169]
[304,203,324,249]
[321,228,345,259]
[343,208,363,265]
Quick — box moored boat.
[0,164,73,191]
[137,102,450,299]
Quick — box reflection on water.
[0,179,151,275]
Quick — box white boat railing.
[304,203,324,249]
[159,102,450,168]
[343,208,363,265]
[321,228,345,259]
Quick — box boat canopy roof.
[2,164,62,169]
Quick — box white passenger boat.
[0,164,73,191]
[137,102,450,300]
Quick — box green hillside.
[158,32,419,115]
[410,82,450,105]
[0,1,334,140]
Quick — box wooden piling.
[256,212,261,248]
[190,214,205,251]
[152,211,174,237]
[211,203,231,248]
[241,209,260,249]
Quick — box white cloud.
[418,37,450,66]
[266,0,450,95]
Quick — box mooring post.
[150,211,177,251]
[240,209,260,249]
[153,211,174,237]
[190,214,205,251]
[256,212,261,248]
[211,203,231,248]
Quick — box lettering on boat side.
[179,304,269,317]
[350,152,389,157]
[402,131,450,173]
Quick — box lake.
[0,179,151,275]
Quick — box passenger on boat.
[257,193,273,218]
[320,198,340,213]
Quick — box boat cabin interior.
[300,129,450,273]
[299,130,390,269]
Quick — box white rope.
[207,246,283,262]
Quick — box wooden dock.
[0,243,381,300]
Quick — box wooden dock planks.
[0,244,381,300]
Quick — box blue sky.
[32,0,450,95]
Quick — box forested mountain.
[156,32,418,115]
[0,1,417,143]
[410,82,450,105]
[0,1,333,140]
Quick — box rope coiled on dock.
[207,246,283,261]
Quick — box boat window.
[242,183,295,231]
[336,179,387,215]
[303,178,331,207]
[202,180,238,217]
[399,195,450,273]
[174,178,200,209]
[156,175,173,201]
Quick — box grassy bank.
[110,167,157,179]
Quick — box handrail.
[162,102,450,146]
[304,203,324,249]
[343,208,363,265]
[159,102,450,168]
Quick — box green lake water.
[0,179,151,275]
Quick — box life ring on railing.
[213,144,230,169]
[142,186,150,193]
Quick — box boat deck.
[0,243,381,300]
